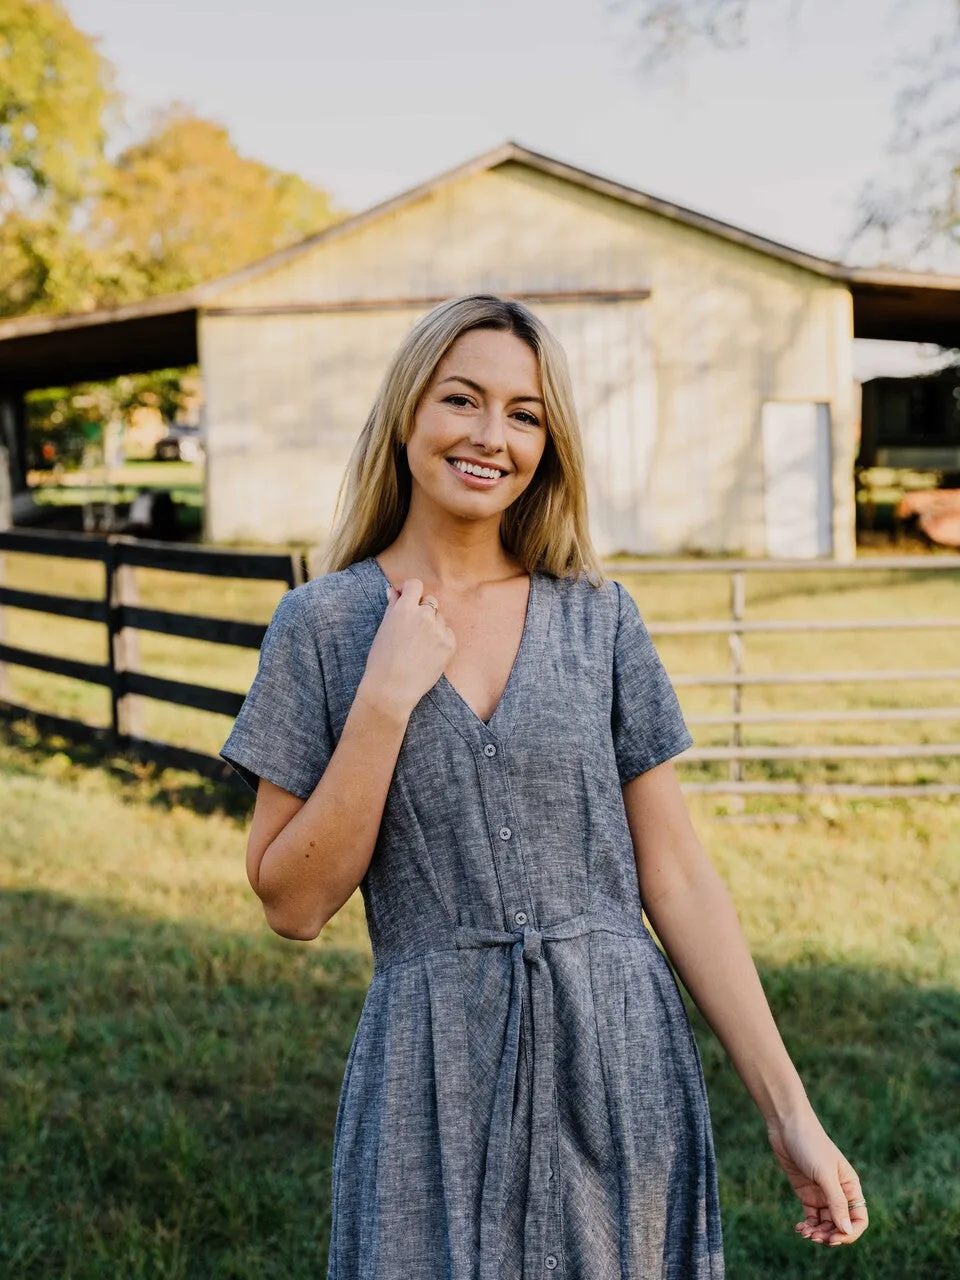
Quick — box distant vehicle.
[154,423,205,463]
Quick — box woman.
[220,294,867,1278]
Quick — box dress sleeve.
[219,587,334,798]
[611,579,693,784]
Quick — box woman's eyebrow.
[437,375,544,406]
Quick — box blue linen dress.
[220,554,725,1279]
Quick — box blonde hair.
[314,293,606,585]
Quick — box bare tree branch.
[613,0,960,269]
[609,0,752,71]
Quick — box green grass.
[29,462,204,492]
[0,723,957,1278]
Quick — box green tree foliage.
[26,368,196,470]
[92,108,340,303]
[0,0,115,314]
[1,4,342,459]
[0,4,341,317]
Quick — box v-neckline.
[361,554,545,739]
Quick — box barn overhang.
[0,295,200,393]
[849,270,960,346]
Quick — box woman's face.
[405,327,549,522]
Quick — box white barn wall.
[201,310,417,544]
[202,162,856,555]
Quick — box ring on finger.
[422,596,439,615]
[846,1199,867,1209]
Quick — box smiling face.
[405,327,549,524]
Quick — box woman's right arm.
[244,578,454,941]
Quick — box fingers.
[391,579,444,621]
[795,1161,868,1247]
[834,1163,869,1245]
[825,1181,854,1240]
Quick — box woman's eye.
[445,394,472,407]
[513,410,540,426]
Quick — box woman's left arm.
[622,759,869,1248]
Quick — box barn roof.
[2,140,960,390]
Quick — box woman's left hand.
[766,1111,869,1246]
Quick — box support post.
[729,569,746,785]
[106,541,143,744]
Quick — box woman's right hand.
[358,578,457,721]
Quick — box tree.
[1,3,344,460]
[612,0,750,69]
[0,0,115,314]
[0,5,342,316]
[92,108,341,304]
[614,0,960,269]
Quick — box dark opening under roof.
[849,272,960,346]
[0,297,199,392]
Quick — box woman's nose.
[471,408,506,449]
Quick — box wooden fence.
[1,531,959,796]
[0,527,304,786]
[617,556,960,797]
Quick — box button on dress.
[220,555,725,1279]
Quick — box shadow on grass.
[0,717,254,823]
[1,889,957,1279]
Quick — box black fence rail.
[0,528,304,785]
[4,530,960,798]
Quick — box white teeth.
[450,459,503,480]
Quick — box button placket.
[475,730,536,935]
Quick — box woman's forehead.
[433,328,541,386]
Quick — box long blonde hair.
[314,294,606,585]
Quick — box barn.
[4,140,960,557]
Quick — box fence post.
[729,569,746,785]
[0,446,9,701]
[106,540,143,745]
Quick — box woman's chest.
[439,591,531,726]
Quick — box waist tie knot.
[522,924,543,962]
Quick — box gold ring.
[422,597,439,615]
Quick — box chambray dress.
[220,555,725,1280]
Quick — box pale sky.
[68,0,950,262]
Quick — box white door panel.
[762,401,833,559]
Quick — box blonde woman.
[220,295,867,1278]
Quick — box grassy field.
[0,721,957,1278]
[1,550,958,787]
[28,461,204,495]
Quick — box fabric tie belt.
[452,909,647,1280]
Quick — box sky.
[67,0,951,264]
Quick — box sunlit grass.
[0,724,956,1278]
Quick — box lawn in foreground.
[0,727,957,1278]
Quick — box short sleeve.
[219,588,334,798]
[611,579,693,784]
